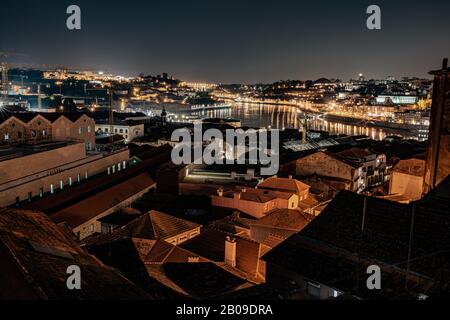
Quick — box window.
[330,289,339,298]
[105,128,109,133]
[118,163,122,171]
[79,127,82,135]
[69,177,73,186]
[90,224,95,232]
[123,161,126,169]
[115,129,118,133]
[77,174,81,183]
[119,129,123,134]
[60,180,64,190]
[39,188,44,198]
[125,129,128,134]
[85,171,88,179]
[42,130,47,137]
[50,184,54,194]
[28,192,32,202]
[4,133,9,141]
[18,131,23,139]
[31,130,37,138]
[87,126,91,133]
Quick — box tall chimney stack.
[225,237,237,268]
[423,58,450,193]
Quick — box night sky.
[1,0,449,83]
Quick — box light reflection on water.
[194,102,419,141]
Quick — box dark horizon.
[1,0,450,83]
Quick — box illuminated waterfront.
[195,102,421,141]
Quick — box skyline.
[1,0,450,83]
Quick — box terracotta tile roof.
[257,177,310,194]
[180,228,261,276]
[149,263,248,299]
[0,208,151,300]
[337,148,374,159]
[121,210,201,241]
[392,158,425,177]
[144,240,209,264]
[221,188,295,203]
[251,209,313,231]
[0,112,90,125]
[51,172,155,228]
[263,178,450,297]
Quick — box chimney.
[225,236,237,267]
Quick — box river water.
[196,102,420,141]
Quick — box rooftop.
[252,209,313,231]
[263,176,450,298]
[0,208,151,300]
[257,177,310,194]
[0,141,77,163]
[392,158,425,177]
[0,111,91,125]
[119,210,201,241]
[50,172,155,228]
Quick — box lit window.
[31,130,37,138]
[4,133,9,141]
[88,126,91,133]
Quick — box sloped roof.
[337,148,374,159]
[392,158,425,177]
[0,208,151,300]
[51,172,155,228]
[251,209,313,231]
[258,177,310,194]
[0,111,90,125]
[122,210,200,241]
[263,178,450,297]
[220,188,295,204]
[144,240,209,264]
